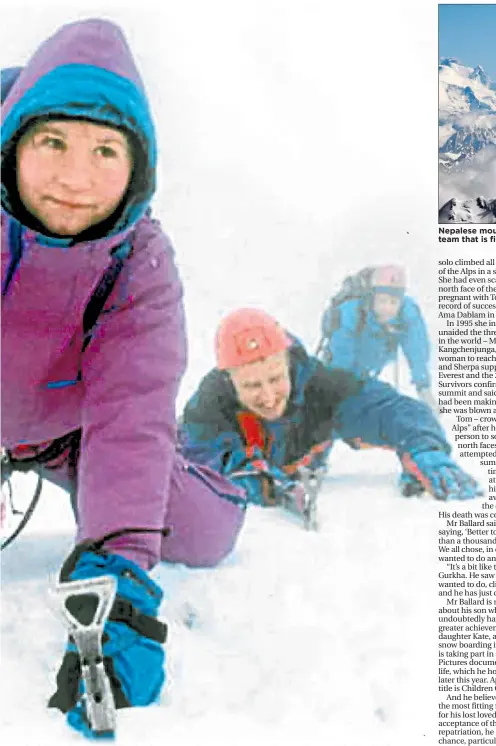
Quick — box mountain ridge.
[438,196,496,223]
[439,58,496,169]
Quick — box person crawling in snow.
[180,307,482,511]
[318,265,436,411]
[1,18,246,736]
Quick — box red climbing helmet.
[215,308,292,370]
[370,265,406,296]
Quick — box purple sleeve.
[77,216,187,568]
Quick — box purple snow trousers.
[9,436,246,569]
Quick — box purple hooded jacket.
[1,20,245,568]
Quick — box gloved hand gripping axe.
[48,529,170,738]
[50,574,118,736]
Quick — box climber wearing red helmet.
[179,308,481,509]
[215,308,292,421]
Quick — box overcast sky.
[1,0,447,398]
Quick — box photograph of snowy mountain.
[438,6,496,222]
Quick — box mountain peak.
[469,64,491,87]
[439,57,460,67]
[439,58,496,174]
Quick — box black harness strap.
[82,254,125,351]
[2,221,23,296]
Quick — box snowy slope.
[439,59,496,120]
[1,441,455,746]
[0,2,486,744]
[439,59,496,155]
[439,195,496,223]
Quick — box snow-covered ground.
[1,441,456,746]
[438,61,496,117]
[1,1,486,744]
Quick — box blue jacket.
[320,296,431,390]
[179,340,449,505]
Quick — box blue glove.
[49,548,167,738]
[406,451,483,501]
[398,470,425,498]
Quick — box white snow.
[440,62,472,86]
[439,122,455,148]
[2,442,465,746]
[439,62,496,108]
[2,408,488,745]
[439,147,496,208]
[0,1,488,744]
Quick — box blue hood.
[1,19,157,240]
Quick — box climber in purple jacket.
[1,19,245,735]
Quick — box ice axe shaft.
[297,466,326,530]
[51,575,118,735]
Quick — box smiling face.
[16,119,134,237]
[229,351,292,421]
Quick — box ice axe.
[297,465,327,531]
[50,575,118,736]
